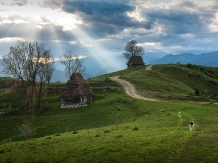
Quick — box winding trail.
[110,76,218,105]
[110,76,161,102]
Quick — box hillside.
[89,64,218,101]
[1,64,218,162]
[152,64,218,99]
[1,88,218,162]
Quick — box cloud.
[0,0,28,6]
[12,0,28,6]
[145,10,213,34]
[1,0,218,59]
[178,1,196,9]
[38,0,61,9]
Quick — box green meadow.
[1,64,218,163]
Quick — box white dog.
[189,121,195,131]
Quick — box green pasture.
[1,64,218,162]
[1,88,218,162]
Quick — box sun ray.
[70,26,124,70]
[0,1,125,72]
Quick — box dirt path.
[110,76,218,105]
[110,76,161,102]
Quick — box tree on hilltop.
[122,40,145,60]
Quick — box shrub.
[187,63,193,69]
[195,89,200,96]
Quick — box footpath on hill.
[110,76,218,105]
[110,76,161,102]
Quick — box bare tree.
[59,50,86,78]
[123,40,145,60]
[1,40,54,110]
[40,52,55,94]
[45,62,55,86]
[36,50,55,108]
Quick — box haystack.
[127,56,145,68]
[60,73,93,104]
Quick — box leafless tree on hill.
[59,50,86,78]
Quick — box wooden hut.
[60,73,93,106]
[127,56,145,68]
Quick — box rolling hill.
[1,64,218,162]
[90,64,218,101]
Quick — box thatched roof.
[127,56,144,66]
[60,73,93,101]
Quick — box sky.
[1,0,218,68]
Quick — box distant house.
[60,73,93,106]
[127,56,145,68]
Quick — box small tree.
[1,40,54,110]
[59,50,86,78]
[123,40,145,60]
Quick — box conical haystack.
[127,56,144,68]
[60,73,93,104]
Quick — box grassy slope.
[1,64,218,162]
[119,66,194,100]
[91,64,218,101]
[152,64,218,99]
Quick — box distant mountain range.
[1,51,218,82]
[148,51,218,66]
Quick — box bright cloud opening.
[0,1,80,31]
[0,37,25,42]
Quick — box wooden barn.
[127,56,145,68]
[60,73,93,106]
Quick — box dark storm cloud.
[59,1,156,37]
[37,0,147,37]
[62,1,132,16]
[145,10,213,34]
[40,0,216,39]
[62,1,136,26]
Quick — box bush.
[187,63,193,69]
[195,89,200,96]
